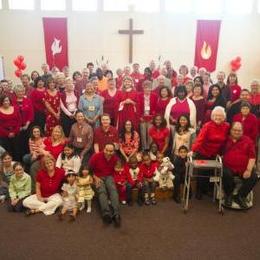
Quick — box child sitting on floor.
[125,156,144,206]
[0,175,8,203]
[173,145,189,204]
[59,170,78,221]
[56,143,81,175]
[140,152,158,205]
[154,152,174,190]
[77,166,94,213]
[114,160,127,205]
[0,152,16,185]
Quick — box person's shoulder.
[241,135,254,145]
[55,167,65,176]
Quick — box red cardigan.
[30,88,46,113]
[192,121,230,157]
[232,113,258,143]
[0,106,21,137]
[138,92,158,121]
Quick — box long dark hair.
[61,143,76,160]
[175,114,191,133]
[207,84,226,109]
[120,120,135,142]
[30,126,44,141]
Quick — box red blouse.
[230,84,241,103]
[43,137,66,160]
[36,167,65,198]
[155,98,171,116]
[30,88,46,113]
[0,106,21,137]
[12,96,34,126]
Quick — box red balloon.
[236,56,241,62]
[17,55,24,62]
[15,69,22,78]
[13,59,21,67]
[19,62,27,70]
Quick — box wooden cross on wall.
[118,18,144,63]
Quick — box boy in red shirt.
[140,152,158,205]
[125,156,144,206]
[114,160,127,205]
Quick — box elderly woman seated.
[223,122,257,209]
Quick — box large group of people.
[0,60,259,227]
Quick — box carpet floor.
[1,183,260,260]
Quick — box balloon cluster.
[13,55,27,78]
[230,56,241,72]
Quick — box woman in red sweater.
[232,101,258,144]
[0,95,22,161]
[13,84,34,157]
[30,76,46,133]
[191,106,230,199]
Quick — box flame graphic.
[200,41,212,60]
[51,38,62,56]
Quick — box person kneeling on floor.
[223,122,258,209]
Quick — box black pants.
[126,183,144,203]
[61,112,76,137]
[173,170,185,198]
[7,198,26,212]
[32,111,46,134]
[223,168,257,198]
[0,135,21,161]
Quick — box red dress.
[100,90,121,124]
[43,90,61,136]
[117,89,140,131]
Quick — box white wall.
[0,8,260,87]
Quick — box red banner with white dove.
[42,17,68,70]
[194,20,221,72]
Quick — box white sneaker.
[86,207,91,213]
[79,203,85,211]
[121,200,127,205]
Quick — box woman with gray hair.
[190,106,230,199]
[12,84,34,159]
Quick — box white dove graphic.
[51,38,62,56]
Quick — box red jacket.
[138,92,158,121]
[233,113,258,143]
[140,162,158,179]
[0,106,21,137]
[192,121,230,157]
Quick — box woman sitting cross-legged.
[23,155,65,216]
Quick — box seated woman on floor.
[23,155,65,216]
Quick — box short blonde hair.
[13,84,25,94]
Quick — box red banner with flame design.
[42,17,68,70]
[194,20,221,72]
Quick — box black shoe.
[127,201,133,206]
[225,195,233,207]
[233,195,248,209]
[173,195,181,204]
[113,214,121,228]
[102,214,112,225]
[137,200,143,206]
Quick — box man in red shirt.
[94,114,119,153]
[223,122,257,209]
[88,143,120,227]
